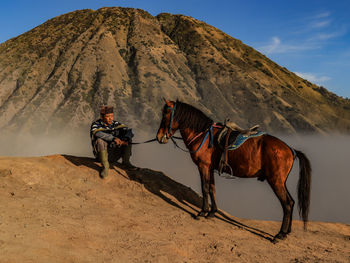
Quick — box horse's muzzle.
[157,134,169,144]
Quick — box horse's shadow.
[123,167,275,242]
[125,167,203,217]
[63,155,274,242]
[214,211,274,242]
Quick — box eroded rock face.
[0,7,349,135]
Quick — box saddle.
[217,119,262,178]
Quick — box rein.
[130,103,180,145]
[131,136,182,145]
[166,102,216,154]
[164,103,236,178]
[170,126,213,153]
[131,138,158,145]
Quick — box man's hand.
[114,138,128,146]
[114,138,122,145]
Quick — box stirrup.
[218,162,235,179]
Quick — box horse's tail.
[295,149,312,230]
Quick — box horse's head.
[156,99,179,144]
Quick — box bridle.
[162,102,215,153]
[167,103,176,138]
[161,103,177,141]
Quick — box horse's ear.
[163,98,171,106]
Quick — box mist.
[133,132,350,224]
[1,130,349,224]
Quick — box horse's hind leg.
[206,169,217,218]
[268,178,295,241]
[285,188,294,234]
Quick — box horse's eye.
[163,108,169,115]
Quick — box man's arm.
[95,131,126,146]
[94,131,115,142]
[90,121,127,145]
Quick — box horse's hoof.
[195,211,206,220]
[205,212,216,219]
[271,238,279,244]
[192,214,201,220]
[272,232,288,243]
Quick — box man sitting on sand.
[90,106,135,178]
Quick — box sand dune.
[0,155,349,262]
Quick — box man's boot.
[121,144,136,170]
[99,150,110,178]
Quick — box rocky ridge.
[0,7,349,135]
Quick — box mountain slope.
[0,155,349,262]
[0,7,349,135]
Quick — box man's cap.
[100,105,114,115]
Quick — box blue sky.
[1,0,349,98]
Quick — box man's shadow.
[63,155,101,171]
[63,155,274,242]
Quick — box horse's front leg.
[206,169,217,218]
[196,164,210,218]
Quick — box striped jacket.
[90,119,127,156]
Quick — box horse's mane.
[173,100,213,132]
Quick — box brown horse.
[156,99,312,242]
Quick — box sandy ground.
[0,155,349,263]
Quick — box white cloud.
[258,36,318,54]
[306,12,347,40]
[259,11,347,55]
[310,20,331,29]
[299,12,332,32]
[294,72,331,85]
[262,36,280,53]
[312,12,331,19]
[312,27,347,40]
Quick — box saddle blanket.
[228,131,266,150]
